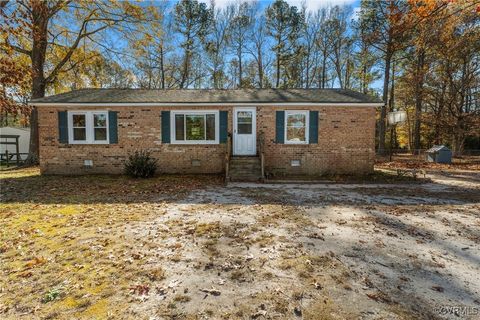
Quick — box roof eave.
[28,102,384,107]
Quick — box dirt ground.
[376,154,480,171]
[0,165,479,320]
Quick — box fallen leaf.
[431,286,444,292]
[24,257,46,269]
[199,288,221,296]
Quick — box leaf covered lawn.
[0,168,221,319]
[1,167,479,320]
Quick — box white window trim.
[68,111,109,144]
[170,110,220,145]
[284,110,309,144]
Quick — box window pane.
[237,111,252,134]
[73,114,86,127]
[287,127,306,142]
[206,114,215,140]
[73,128,86,141]
[94,128,107,141]
[287,113,306,127]
[186,115,205,140]
[286,113,306,142]
[94,114,107,127]
[175,115,185,140]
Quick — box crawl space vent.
[291,160,301,167]
[191,159,201,167]
[84,160,93,168]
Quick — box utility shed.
[426,145,452,164]
[0,127,31,160]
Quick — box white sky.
[208,0,358,11]
[287,0,357,11]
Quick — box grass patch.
[173,294,191,303]
[278,254,334,278]
[303,298,337,320]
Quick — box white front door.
[233,107,256,156]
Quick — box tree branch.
[48,0,71,18]
[6,41,32,56]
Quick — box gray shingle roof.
[29,88,382,105]
[426,145,451,153]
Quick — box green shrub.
[124,150,158,178]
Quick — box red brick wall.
[259,106,375,176]
[38,105,375,175]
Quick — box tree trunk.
[275,47,281,88]
[180,51,190,89]
[389,61,395,151]
[321,49,327,89]
[362,63,368,94]
[180,33,192,88]
[413,49,425,154]
[305,49,310,89]
[257,47,264,88]
[406,106,413,151]
[344,60,349,89]
[378,49,392,155]
[238,46,242,88]
[160,44,165,89]
[336,61,343,89]
[26,2,49,165]
[453,128,465,156]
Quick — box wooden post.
[15,136,20,166]
[389,125,395,162]
[225,134,231,182]
[259,131,265,181]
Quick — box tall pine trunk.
[305,53,310,89]
[321,49,327,89]
[257,47,264,88]
[275,46,281,88]
[160,44,165,89]
[362,63,368,94]
[238,46,242,88]
[378,47,392,155]
[413,49,425,154]
[179,34,192,88]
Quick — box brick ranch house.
[29,88,382,180]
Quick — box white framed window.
[68,111,109,144]
[170,110,219,144]
[285,110,309,144]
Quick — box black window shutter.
[219,111,228,143]
[275,111,285,144]
[309,111,319,144]
[108,111,119,144]
[58,111,68,143]
[161,111,170,143]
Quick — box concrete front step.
[230,176,261,182]
[230,168,261,172]
[230,166,261,172]
[230,159,261,165]
[229,156,262,182]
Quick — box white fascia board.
[29,102,383,107]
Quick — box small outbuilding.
[0,126,31,161]
[425,145,452,164]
